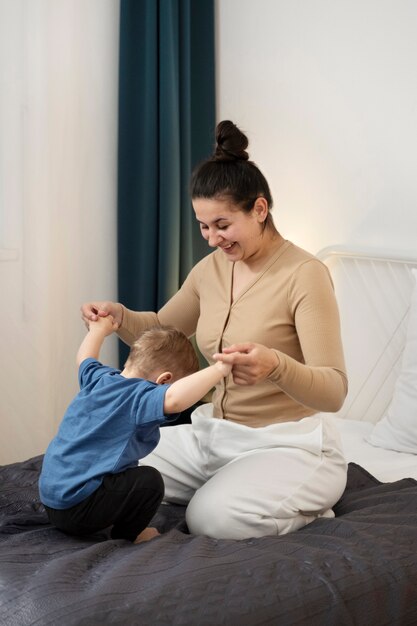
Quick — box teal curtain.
[117,0,215,363]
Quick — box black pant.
[44,465,164,542]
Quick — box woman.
[81,120,348,540]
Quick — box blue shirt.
[39,358,175,509]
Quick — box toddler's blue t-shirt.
[39,358,174,509]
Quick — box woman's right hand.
[80,301,124,329]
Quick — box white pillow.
[366,268,417,454]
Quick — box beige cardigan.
[118,240,347,427]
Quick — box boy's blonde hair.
[124,326,199,380]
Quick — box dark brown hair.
[125,326,199,380]
[190,120,274,227]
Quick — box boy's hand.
[214,359,232,377]
[89,315,119,337]
[77,314,118,367]
[213,343,279,385]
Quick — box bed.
[1,247,417,625]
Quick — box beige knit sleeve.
[117,261,203,346]
[268,259,348,412]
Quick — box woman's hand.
[213,343,279,385]
[80,301,124,329]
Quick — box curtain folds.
[117,0,215,362]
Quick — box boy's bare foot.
[134,527,160,544]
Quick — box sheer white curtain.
[0,0,120,464]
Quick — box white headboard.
[317,246,417,424]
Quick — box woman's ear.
[155,371,173,385]
[253,197,269,223]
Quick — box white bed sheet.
[334,418,417,482]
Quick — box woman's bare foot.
[134,527,160,544]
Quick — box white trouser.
[142,404,347,540]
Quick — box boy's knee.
[138,465,165,499]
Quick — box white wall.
[0,0,120,464]
[2,0,416,465]
[216,0,417,256]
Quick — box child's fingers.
[212,351,247,364]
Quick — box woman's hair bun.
[213,120,249,162]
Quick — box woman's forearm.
[268,352,348,412]
[117,262,203,346]
[117,308,160,346]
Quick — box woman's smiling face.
[193,197,267,263]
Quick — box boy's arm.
[76,316,118,367]
[163,361,232,414]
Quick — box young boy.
[39,316,231,544]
